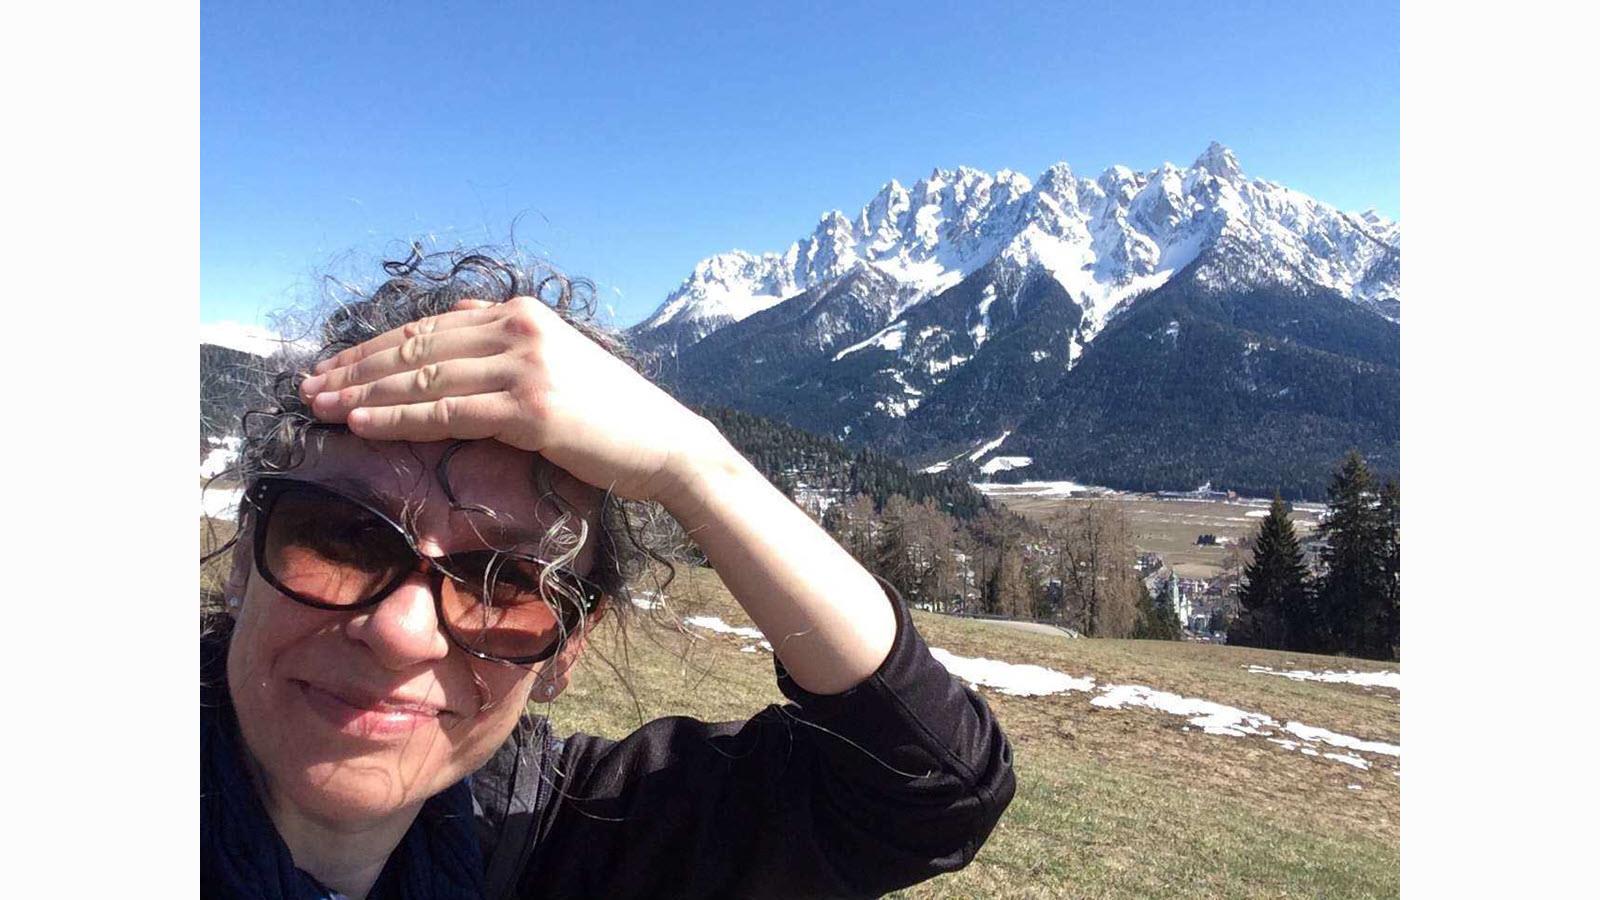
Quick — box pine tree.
[1207,608,1231,635]
[1315,451,1388,658]
[1377,479,1401,661]
[1231,494,1312,651]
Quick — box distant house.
[1156,481,1232,502]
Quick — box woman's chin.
[280,759,440,825]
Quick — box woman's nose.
[344,568,452,669]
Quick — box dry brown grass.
[555,566,1399,898]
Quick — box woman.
[202,250,1015,899]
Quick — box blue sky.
[203,0,1397,330]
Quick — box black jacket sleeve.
[518,579,1015,899]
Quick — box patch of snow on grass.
[1245,665,1400,690]
[1283,721,1399,756]
[1091,684,1274,737]
[928,648,1095,697]
[908,643,1400,769]
[1266,737,1375,769]
[201,487,244,521]
[684,616,766,641]
[1325,753,1372,770]
[200,436,241,478]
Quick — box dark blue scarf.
[201,642,486,899]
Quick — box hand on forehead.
[294,432,603,555]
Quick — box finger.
[307,323,507,397]
[454,298,497,311]
[345,392,523,443]
[312,303,505,375]
[309,357,517,418]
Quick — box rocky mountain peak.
[1193,141,1243,180]
[635,145,1399,344]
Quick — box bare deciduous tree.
[1044,501,1141,637]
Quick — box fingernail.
[313,391,339,408]
[300,374,325,396]
[349,409,370,428]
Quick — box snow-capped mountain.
[645,144,1399,499]
[635,143,1399,354]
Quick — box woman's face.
[226,433,604,827]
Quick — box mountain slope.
[1004,252,1399,498]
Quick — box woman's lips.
[295,680,449,739]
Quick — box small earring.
[540,683,556,699]
[225,595,242,611]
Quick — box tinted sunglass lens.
[262,488,412,606]
[439,555,569,660]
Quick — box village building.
[1168,574,1192,628]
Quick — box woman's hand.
[297,297,727,503]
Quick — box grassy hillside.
[557,566,1399,899]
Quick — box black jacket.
[206,581,1015,899]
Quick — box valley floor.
[982,485,1327,580]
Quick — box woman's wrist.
[650,415,754,526]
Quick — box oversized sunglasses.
[243,475,605,665]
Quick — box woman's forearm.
[657,420,897,695]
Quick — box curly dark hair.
[201,244,689,651]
